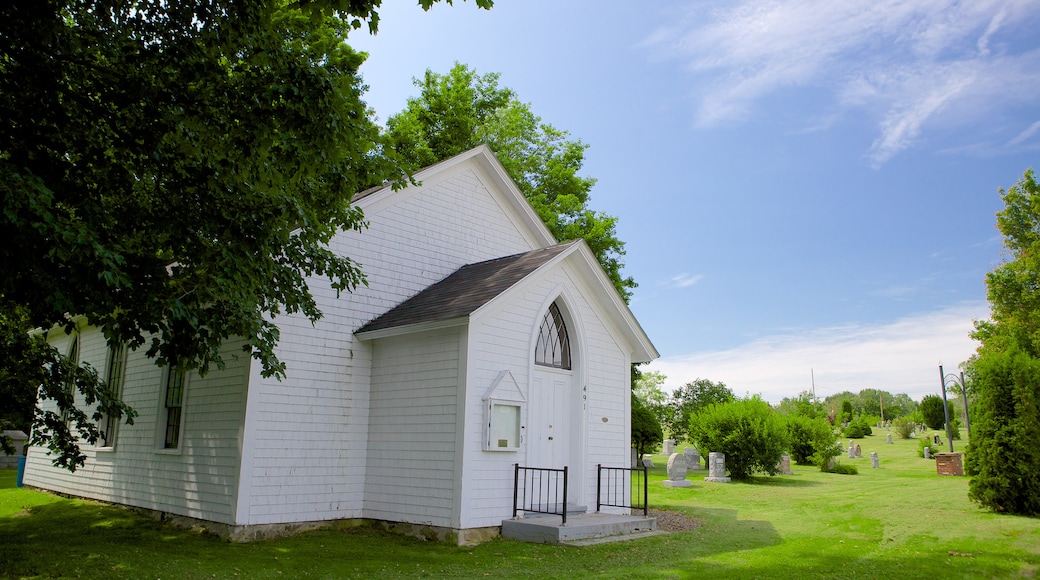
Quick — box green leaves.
[965,168,1040,516]
[689,396,790,480]
[0,0,412,468]
[384,63,636,300]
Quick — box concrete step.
[501,512,657,545]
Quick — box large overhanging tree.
[382,63,636,300]
[0,0,490,469]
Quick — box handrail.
[513,464,569,525]
[596,464,648,516]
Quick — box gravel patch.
[649,508,702,532]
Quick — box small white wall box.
[483,370,525,452]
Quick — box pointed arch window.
[535,302,571,370]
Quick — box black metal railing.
[596,464,648,516]
[513,464,569,525]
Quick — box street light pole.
[938,364,954,452]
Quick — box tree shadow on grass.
[739,475,824,487]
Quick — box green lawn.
[2,433,1038,579]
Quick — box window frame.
[61,333,81,425]
[157,365,187,451]
[534,302,571,370]
[97,342,128,450]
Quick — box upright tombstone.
[870,452,879,469]
[684,447,702,470]
[663,453,693,487]
[663,439,676,455]
[855,444,862,458]
[0,430,27,469]
[848,445,856,459]
[777,453,793,475]
[848,440,854,452]
[704,452,731,483]
[886,433,893,444]
[923,446,931,460]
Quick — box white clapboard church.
[23,146,658,544]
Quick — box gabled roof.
[356,242,579,335]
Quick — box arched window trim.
[534,302,571,370]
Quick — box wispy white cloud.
[664,272,704,288]
[1009,120,1040,146]
[647,302,989,404]
[644,0,1040,164]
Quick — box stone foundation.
[26,490,502,546]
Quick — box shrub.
[822,462,858,475]
[689,397,790,480]
[787,415,839,466]
[892,417,914,439]
[843,418,873,438]
[949,419,961,440]
[920,395,947,430]
[965,347,1040,516]
[917,436,936,459]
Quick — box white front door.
[529,367,573,470]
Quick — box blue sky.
[348,0,1040,403]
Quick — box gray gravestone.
[663,439,676,455]
[684,447,701,470]
[848,445,856,459]
[923,446,931,460]
[663,453,693,487]
[855,444,862,458]
[870,452,879,469]
[705,452,731,483]
[887,433,893,444]
[777,452,793,475]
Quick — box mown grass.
[1,432,1038,579]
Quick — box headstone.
[886,433,893,444]
[923,446,931,460]
[826,457,836,471]
[704,452,731,483]
[642,456,655,468]
[848,440,854,451]
[663,439,676,455]
[662,453,693,487]
[848,445,856,459]
[684,447,701,470]
[855,444,862,458]
[631,447,639,468]
[0,430,27,469]
[777,452,793,475]
[870,452,879,469]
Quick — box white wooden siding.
[458,259,632,529]
[238,163,537,526]
[362,328,461,528]
[24,326,250,524]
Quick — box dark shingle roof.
[356,242,578,335]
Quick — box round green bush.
[689,397,790,480]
